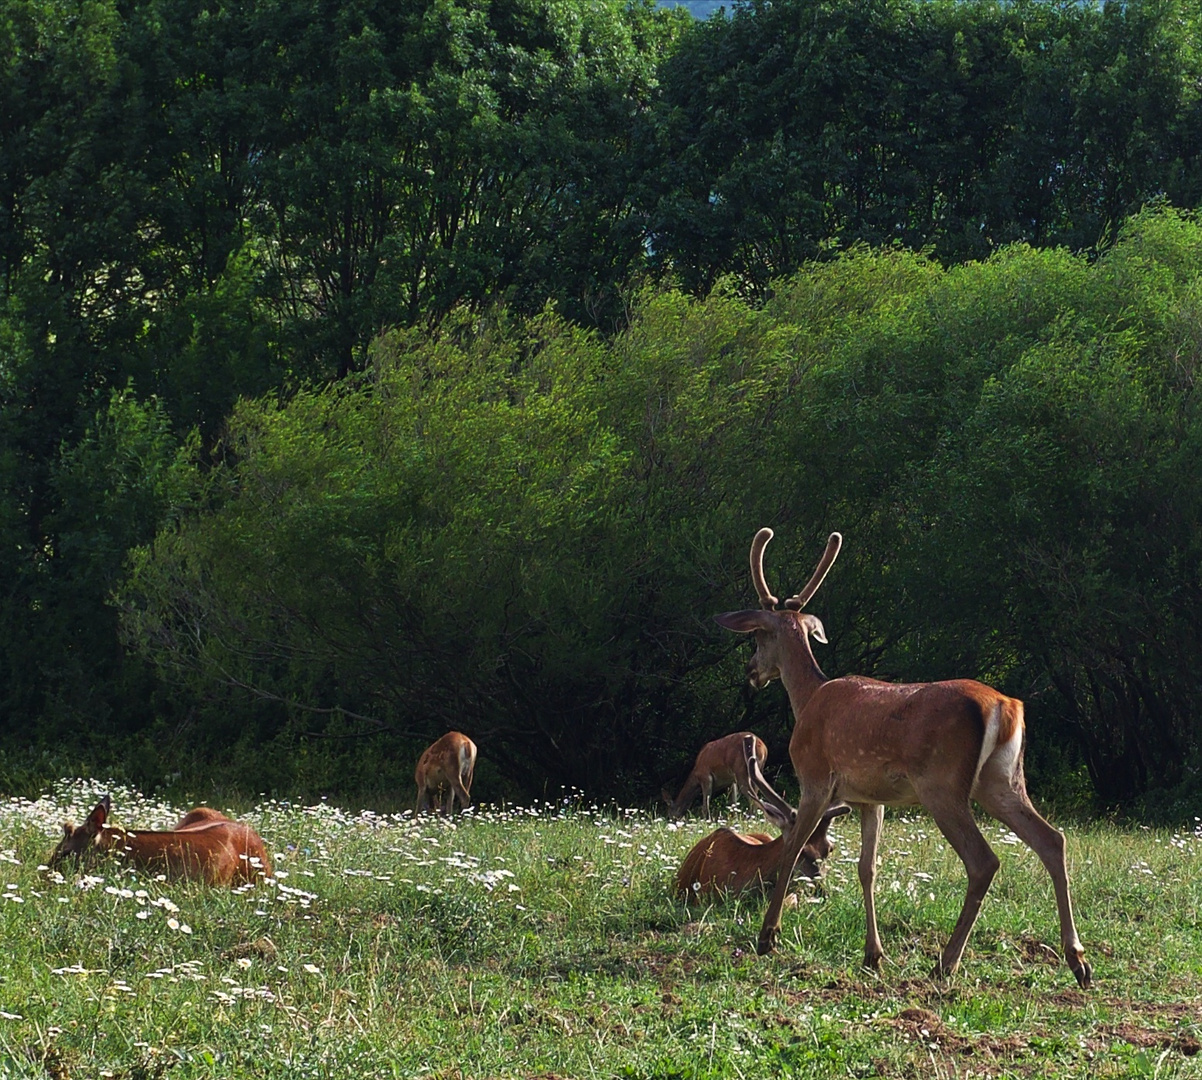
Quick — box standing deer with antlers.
[674,735,851,899]
[662,730,768,819]
[714,528,1091,988]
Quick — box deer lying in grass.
[714,528,1091,988]
[662,730,769,819]
[48,795,272,886]
[675,736,850,900]
[415,731,477,815]
[173,807,233,829]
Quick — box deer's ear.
[715,610,774,634]
[800,613,827,644]
[759,801,793,832]
[83,800,109,831]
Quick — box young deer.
[48,795,272,886]
[415,731,477,815]
[662,730,769,819]
[675,736,850,900]
[715,528,1091,989]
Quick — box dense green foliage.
[647,0,1202,292]
[118,210,1202,808]
[3,0,1202,808]
[0,0,684,787]
[2,782,1202,1077]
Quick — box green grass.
[1,779,1200,1078]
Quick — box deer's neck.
[100,826,168,856]
[777,622,828,718]
[97,826,127,851]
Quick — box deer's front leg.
[859,803,885,970]
[758,797,830,955]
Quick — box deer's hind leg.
[450,776,471,814]
[917,784,1000,980]
[976,769,1091,989]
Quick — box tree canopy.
[2,0,1202,812]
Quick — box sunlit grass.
[1,781,1200,1077]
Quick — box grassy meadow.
[0,780,1200,1078]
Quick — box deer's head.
[47,795,112,870]
[715,528,841,689]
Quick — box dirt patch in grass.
[1016,934,1062,966]
[1095,1023,1201,1056]
[762,972,1202,1073]
[877,1009,1201,1075]
[884,998,1202,1068]
[890,1006,1030,1059]
[1103,997,1202,1021]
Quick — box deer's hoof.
[1072,958,1092,990]
[756,932,778,956]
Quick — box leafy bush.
[122,209,1202,809]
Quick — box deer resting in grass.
[48,795,272,886]
[662,730,769,819]
[415,731,477,815]
[173,807,233,829]
[675,735,851,900]
[714,528,1091,988]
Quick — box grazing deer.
[714,528,1091,989]
[48,795,272,886]
[662,731,769,819]
[415,731,477,815]
[675,736,851,900]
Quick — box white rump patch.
[974,701,1022,788]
